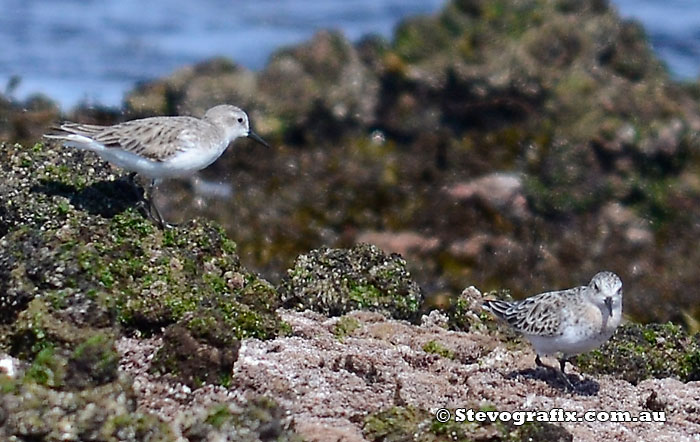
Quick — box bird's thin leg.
[558,357,575,391]
[146,179,167,229]
[535,355,545,368]
[536,355,575,391]
[126,172,150,216]
[126,172,143,201]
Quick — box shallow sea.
[0,0,697,109]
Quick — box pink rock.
[446,173,528,218]
[356,230,440,256]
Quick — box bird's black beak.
[247,130,270,148]
[605,297,613,317]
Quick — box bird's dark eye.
[237,117,244,123]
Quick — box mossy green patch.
[333,316,361,340]
[183,397,302,441]
[279,243,423,320]
[2,374,174,440]
[576,322,700,384]
[24,345,64,387]
[348,282,383,308]
[363,406,437,441]
[9,298,63,358]
[394,16,454,63]
[447,296,478,332]
[1,211,284,341]
[422,340,455,359]
[204,404,233,429]
[362,405,572,441]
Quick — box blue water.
[615,0,700,79]
[0,0,698,109]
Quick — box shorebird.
[44,104,269,227]
[483,271,623,389]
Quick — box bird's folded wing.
[45,117,203,162]
[488,292,565,337]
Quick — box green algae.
[422,340,455,359]
[575,322,700,384]
[333,315,361,340]
[0,374,174,441]
[24,346,64,388]
[0,139,290,399]
[279,243,423,320]
[0,138,305,438]
[183,397,302,441]
[363,405,572,442]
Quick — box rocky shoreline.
[2,0,700,440]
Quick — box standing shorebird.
[43,104,269,227]
[482,271,623,389]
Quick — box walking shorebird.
[482,271,623,389]
[44,104,269,227]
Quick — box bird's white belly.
[526,330,613,357]
[525,306,620,357]
[94,144,227,179]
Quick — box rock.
[639,118,685,159]
[126,58,259,118]
[0,140,292,437]
[363,405,573,442]
[449,234,514,257]
[225,308,700,440]
[278,243,423,320]
[258,30,379,140]
[576,322,700,384]
[181,397,301,442]
[150,312,241,389]
[446,285,488,332]
[0,93,60,145]
[601,202,653,246]
[0,374,174,440]
[420,309,449,329]
[0,353,20,378]
[446,173,523,205]
[355,230,440,256]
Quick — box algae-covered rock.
[0,373,173,441]
[279,243,423,320]
[0,139,291,437]
[149,310,242,388]
[576,322,700,385]
[12,328,120,391]
[446,286,494,332]
[0,139,286,350]
[0,93,60,146]
[258,30,379,139]
[125,58,259,120]
[181,397,302,442]
[362,405,572,442]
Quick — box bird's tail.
[43,123,108,151]
[482,299,513,320]
[45,122,106,138]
